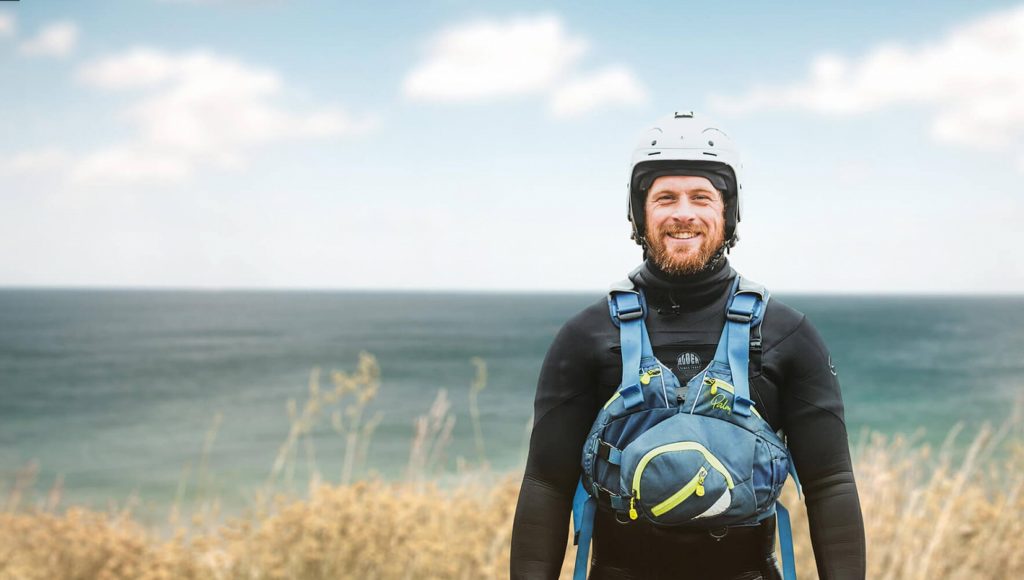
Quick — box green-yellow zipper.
[708,378,734,396]
[604,367,662,409]
[603,391,621,409]
[630,441,734,520]
[640,367,662,385]
[651,466,708,516]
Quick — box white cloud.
[70,146,194,185]
[77,47,188,89]
[0,148,70,176]
[0,13,15,38]
[547,66,648,118]
[44,47,376,185]
[404,14,587,101]
[712,4,1024,170]
[404,14,646,118]
[19,21,78,57]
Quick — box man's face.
[643,175,726,275]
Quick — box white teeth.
[668,232,698,239]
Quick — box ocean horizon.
[2,288,1021,522]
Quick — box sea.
[1,289,1022,522]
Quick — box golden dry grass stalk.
[3,424,1022,579]
[3,353,1021,579]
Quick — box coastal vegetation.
[1,354,1021,579]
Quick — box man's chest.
[593,325,781,429]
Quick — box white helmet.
[627,111,744,249]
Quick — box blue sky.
[2,0,1022,293]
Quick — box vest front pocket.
[630,441,734,525]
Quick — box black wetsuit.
[510,259,866,579]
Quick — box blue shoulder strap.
[608,286,654,410]
[569,280,656,578]
[571,479,596,580]
[777,502,797,580]
[710,276,769,417]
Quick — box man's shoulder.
[561,294,615,335]
[761,295,809,348]
[760,294,838,360]
[542,294,616,360]
[735,272,806,334]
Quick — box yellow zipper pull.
[709,379,718,395]
[639,367,661,385]
[696,467,708,497]
[629,496,638,520]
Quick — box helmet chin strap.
[699,243,729,273]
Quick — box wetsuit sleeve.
[510,316,600,579]
[777,316,867,579]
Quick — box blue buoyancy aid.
[571,275,802,580]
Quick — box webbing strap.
[726,293,757,417]
[612,291,653,409]
[571,479,596,580]
[571,478,587,542]
[710,283,758,417]
[710,276,742,367]
[597,440,622,465]
[787,448,804,499]
[777,502,797,580]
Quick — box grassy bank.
[2,354,1022,579]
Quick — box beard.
[645,223,725,276]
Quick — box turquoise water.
[2,289,1022,520]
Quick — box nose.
[668,198,699,223]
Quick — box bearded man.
[510,112,866,579]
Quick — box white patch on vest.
[694,489,731,519]
[677,352,701,369]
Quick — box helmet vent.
[702,152,718,157]
[651,140,657,146]
[647,151,662,156]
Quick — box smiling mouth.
[666,232,702,241]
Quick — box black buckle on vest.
[617,306,643,321]
[727,310,753,323]
[597,440,618,461]
[593,483,616,505]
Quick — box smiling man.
[644,174,727,275]
[510,112,866,579]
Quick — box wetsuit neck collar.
[629,258,736,314]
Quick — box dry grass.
[2,354,1022,579]
[782,415,1024,579]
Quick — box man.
[510,112,866,579]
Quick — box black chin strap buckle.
[655,292,682,316]
[656,302,681,316]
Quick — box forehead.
[648,175,719,196]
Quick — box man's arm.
[777,316,867,580]
[511,316,599,579]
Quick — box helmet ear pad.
[629,160,739,248]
